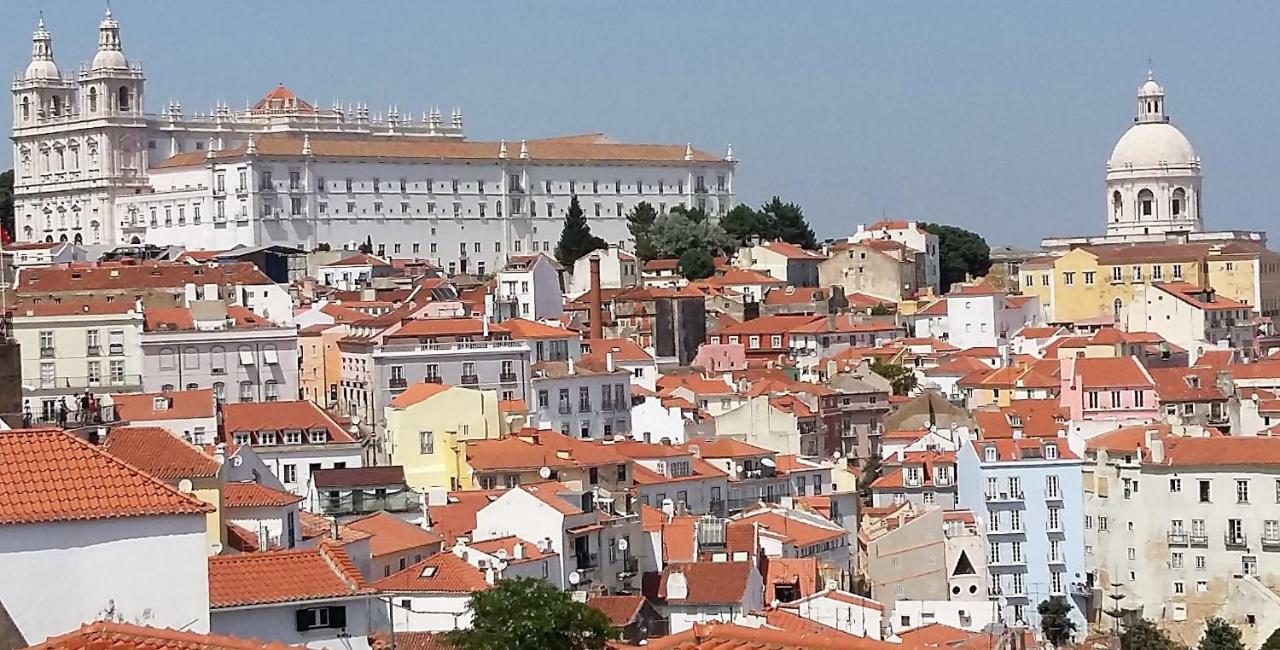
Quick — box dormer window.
[309,429,328,444]
[1187,376,1200,389]
[284,430,302,445]
[152,396,170,411]
[983,446,998,462]
[259,431,278,445]
[233,431,251,445]
[1045,444,1059,460]
[934,465,953,486]
[1007,414,1023,428]
[905,466,923,487]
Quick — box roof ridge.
[62,430,213,514]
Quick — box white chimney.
[1148,437,1165,464]
[568,357,576,375]
[606,351,616,373]
[513,542,525,559]
[213,442,227,465]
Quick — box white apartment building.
[530,359,632,439]
[851,220,940,293]
[567,246,640,295]
[490,254,563,322]
[1085,428,1280,643]
[944,287,1040,350]
[12,298,144,420]
[11,11,736,272]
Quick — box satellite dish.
[832,451,843,460]
[231,456,244,467]
[351,415,361,426]
[538,466,552,479]
[210,542,223,554]
[760,458,776,468]
[177,479,194,494]
[568,570,581,586]
[618,538,629,552]
[735,464,744,473]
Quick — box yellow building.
[299,323,348,410]
[1019,242,1280,324]
[385,383,503,491]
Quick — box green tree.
[919,222,991,291]
[650,209,734,260]
[720,204,767,248]
[869,303,894,316]
[0,169,12,241]
[857,453,882,505]
[1121,619,1184,650]
[1197,617,1244,650]
[870,360,917,396]
[555,195,607,268]
[1259,626,1280,650]
[758,196,817,250]
[678,248,715,280]
[358,235,373,254]
[626,201,660,262]
[446,577,616,650]
[1037,596,1077,647]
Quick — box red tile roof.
[425,489,506,544]
[388,382,455,409]
[729,511,847,548]
[373,552,490,593]
[221,401,354,443]
[760,241,827,260]
[1149,366,1227,402]
[0,429,212,525]
[764,557,818,603]
[223,482,304,508]
[326,253,390,268]
[1161,436,1280,468]
[588,594,649,627]
[583,337,654,363]
[974,399,1070,440]
[683,437,771,459]
[1071,357,1154,389]
[111,389,218,421]
[465,430,626,472]
[102,426,221,480]
[970,438,1079,462]
[466,535,556,564]
[646,622,894,649]
[19,261,273,293]
[347,511,444,558]
[502,318,577,340]
[13,298,138,317]
[29,621,303,650]
[656,562,753,604]
[208,543,374,608]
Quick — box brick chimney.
[589,254,604,340]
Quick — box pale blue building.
[956,437,1088,635]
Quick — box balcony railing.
[424,376,443,384]
[39,347,56,358]
[27,374,143,392]
[618,556,639,576]
[558,404,572,415]
[318,490,421,518]
[1189,534,1209,547]
[499,372,518,383]
[388,377,407,389]
[1262,534,1280,549]
[1225,533,1248,548]
[86,345,101,357]
[1167,532,1189,545]
[985,491,1024,502]
[460,374,478,386]
[109,343,125,355]
[1069,582,1092,597]
[19,403,118,429]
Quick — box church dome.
[1108,122,1197,169]
[25,59,60,80]
[91,49,127,70]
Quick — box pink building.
[1059,357,1159,421]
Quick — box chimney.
[567,357,576,375]
[513,542,525,559]
[606,351,616,373]
[214,442,227,465]
[589,254,604,340]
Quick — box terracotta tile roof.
[583,337,654,363]
[917,299,947,317]
[12,298,138,318]
[1149,366,1227,402]
[1085,423,1173,453]
[373,552,489,593]
[769,394,816,418]
[252,85,314,112]
[29,621,303,650]
[789,315,899,334]
[102,426,221,480]
[643,258,680,272]
[347,511,444,558]
[760,241,827,260]
[1161,436,1280,468]
[223,482,304,508]
[870,450,956,489]
[297,511,373,545]
[970,437,1079,462]
[974,399,1070,439]
[655,561,753,604]
[682,437,771,459]
[631,457,727,486]
[924,356,990,377]
[111,389,217,421]
[587,595,647,627]
[866,219,928,233]
[764,557,818,603]
[657,373,734,396]
[898,623,976,648]
[143,307,195,331]
[465,429,626,472]
[763,286,822,306]
[325,253,390,268]
[226,521,261,552]
[1226,361,1280,380]
[313,466,406,489]
[1071,357,1154,389]
[1014,326,1063,339]
[375,632,453,650]
[0,429,212,525]
[155,134,724,169]
[386,317,506,339]
[502,318,577,340]
[698,267,787,287]
[466,535,556,564]
[221,401,355,443]
[729,511,846,548]
[645,622,893,649]
[1196,349,1236,369]
[388,382,455,409]
[426,489,506,544]
[19,261,273,293]
[1083,243,1211,264]
[711,314,820,336]
[498,398,528,413]
[318,302,372,323]
[789,588,885,612]
[208,543,374,608]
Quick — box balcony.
[1263,534,1280,550]
[39,347,55,359]
[1189,534,1209,547]
[424,376,443,384]
[1069,582,1092,598]
[985,491,1024,503]
[558,404,572,415]
[499,372,518,383]
[460,374,478,386]
[1225,533,1248,549]
[20,403,118,429]
[986,586,1003,598]
[319,490,421,518]
[26,374,143,393]
[1167,532,1189,546]
[86,345,100,357]
[1045,490,1063,502]
[388,377,407,389]
[708,499,726,517]
[617,556,639,578]
[109,343,124,356]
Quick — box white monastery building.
[11,11,737,274]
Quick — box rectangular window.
[1063,271,1075,286]
[1083,271,1095,285]
[1200,480,1211,503]
[1238,479,1250,504]
[420,431,434,455]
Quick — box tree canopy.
[678,248,715,280]
[1197,618,1244,650]
[758,196,818,250]
[870,360,917,396]
[650,209,735,260]
[446,577,616,650]
[555,195,607,268]
[625,201,660,262]
[1121,619,1185,650]
[1260,626,1280,650]
[0,169,12,241]
[720,203,769,248]
[1037,596,1076,647]
[919,222,991,291]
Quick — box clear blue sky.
[5,2,1280,246]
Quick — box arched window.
[21,97,30,120]
[88,88,98,113]
[118,86,130,112]
[1112,191,1122,222]
[1138,189,1155,218]
[23,226,33,240]
[130,236,141,244]
[1113,298,1123,321]
[58,234,67,242]
[213,382,226,402]
[50,95,61,116]
[73,233,82,244]
[1172,188,1186,217]
[159,347,177,370]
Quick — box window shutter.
[329,606,347,629]
[295,609,311,632]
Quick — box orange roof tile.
[588,595,648,627]
[111,389,217,421]
[373,552,489,593]
[1071,357,1154,389]
[208,543,374,608]
[221,401,355,443]
[465,430,626,472]
[764,557,818,603]
[974,399,1070,439]
[19,261,273,293]
[501,318,577,340]
[29,621,303,650]
[466,535,557,564]
[645,622,895,649]
[388,382,455,409]
[386,317,505,339]
[325,253,390,268]
[1162,436,1280,468]
[498,398,528,414]
[13,298,137,318]
[760,241,827,260]
[656,562,754,605]
[0,429,212,525]
[102,426,221,480]
[425,489,506,544]
[1149,366,1227,402]
[729,511,846,548]
[223,482,304,508]
[682,437,771,459]
[347,511,444,558]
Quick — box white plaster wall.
[210,598,373,650]
[890,600,998,635]
[790,597,883,639]
[381,593,472,633]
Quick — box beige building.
[820,240,920,302]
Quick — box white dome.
[1138,79,1163,96]
[1108,122,1197,169]
[25,59,60,80]
[91,49,127,70]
